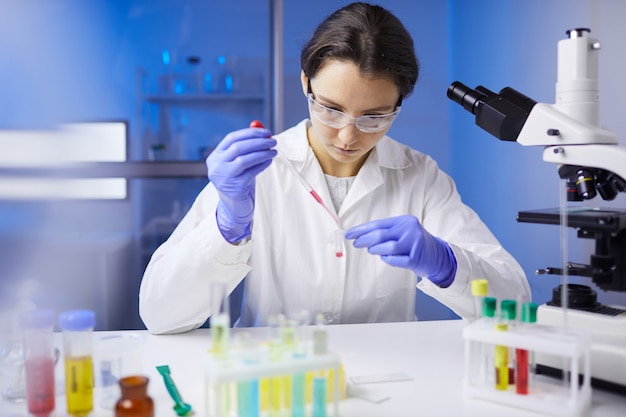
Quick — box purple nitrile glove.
[345,215,457,287]
[206,126,276,243]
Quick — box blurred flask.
[157,49,174,94]
[157,51,202,94]
[216,55,234,93]
[173,55,202,94]
[1,297,37,404]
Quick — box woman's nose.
[337,123,359,147]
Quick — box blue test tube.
[312,375,327,417]
[237,332,260,417]
[291,311,310,417]
[237,381,258,417]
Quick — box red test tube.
[516,302,538,395]
[21,309,56,417]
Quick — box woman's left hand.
[345,215,457,287]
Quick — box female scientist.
[139,2,530,334]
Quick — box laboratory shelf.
[143,93,264,105]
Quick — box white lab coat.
[139,119,530,334]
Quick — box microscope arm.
[543,144,626,185]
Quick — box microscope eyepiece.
[447,81,486,114]
[447,81,536,141]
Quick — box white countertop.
[2,320,625,417]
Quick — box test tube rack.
[204,347,341,417]
[463,320,592,417]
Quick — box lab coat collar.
[275,119,414,216]
[276,120,414,218]
[276,119,311,165]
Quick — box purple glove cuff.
[216,202,253,244]
[425,238,457,288]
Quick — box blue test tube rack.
[463,319,592,417]
[204,346,341,417]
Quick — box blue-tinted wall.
[449,0,626,310]
[1,0,625,326]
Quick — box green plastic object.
[156,365,192,416]
[522,302,538,323]
[482,297,497,318]
[500,299,517,321]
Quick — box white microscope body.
[448,28,626,392]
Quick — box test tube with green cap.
[482,297,497,321]
[471,278,489,320]
[501,300,517,387]
[480,297,497,384]
[501,300,517,322]
[516,302,538,395]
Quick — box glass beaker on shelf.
[173,55,203,95]
[157,51,203,95]
[211,55,236,94]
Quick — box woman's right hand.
[206,126,276,243]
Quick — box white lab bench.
[2,320,625,417]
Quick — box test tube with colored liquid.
[266,315,286,417]
[210,280,231,416]
[494,321,509,391]
[21,309,56,417]
[291,311,311,417]
[312,374,328,417]
[59,310,95,416]
[210,280,230,358]
[235,333,260,417]
[482,297,497,385]
[470,279,489,383]
[515,302,538,395]
[495,300,516,390]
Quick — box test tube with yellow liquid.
[210,279,230,358]
[494,300,516,390]
[266,314,286,417]
[59,310,96,416]
[209,280,232,415]
[494,322,509,390]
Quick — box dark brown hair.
[300,2,419,100]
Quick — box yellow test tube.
[494,322,509,390]
[59,310,95,416]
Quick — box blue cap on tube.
[58,310,95,331]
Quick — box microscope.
[448,28,626,393]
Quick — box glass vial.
[59,310,95,416]
[210,280,230,358]
[20,309,56,417]
[115,376,154,417]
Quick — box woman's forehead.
[312,60,399,108]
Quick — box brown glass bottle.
[115,376,154,417]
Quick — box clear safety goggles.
[306,92,401,134]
